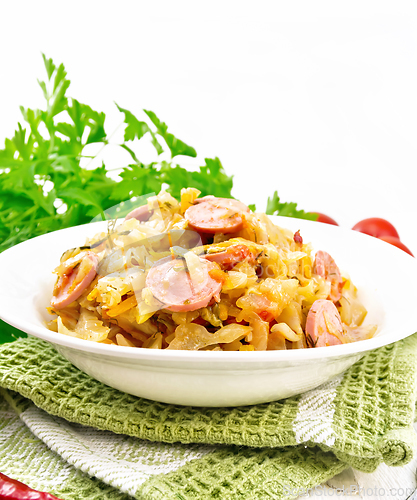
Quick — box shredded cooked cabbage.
[48,189,377,350]
[58,308,109,342]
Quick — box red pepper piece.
[0,472,62,500]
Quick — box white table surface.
[301,424,417,499]
[2,1,417,496]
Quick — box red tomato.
[352,218,399,239]
[377,235,414,257]
[312,213,339,226]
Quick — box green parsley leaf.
[110,163,162,201]
[41,53,56,80]
[67,99,107,145]
[159,157,233,200]
[116,104,151,142]
[266,191,318,221]
[144,109,197,158]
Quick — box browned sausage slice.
[125,205,153,222]
[305,299,344,347]
[313,250,343,302]
[146,257,222,312]
[185,198,249,234]
[194,196,250,213]
[51,251,99,309]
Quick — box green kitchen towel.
[0,392,345,500]
[0,334,417,499]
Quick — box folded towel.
[0,334,416,499]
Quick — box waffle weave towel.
[0,334,417,499]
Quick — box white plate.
[0,216,416,407]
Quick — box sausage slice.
[125,205,153,222]
[305,299,344,347]
[185,198,249,234]
[313,250,343,302]
[51,251,99,309]
[194,196,250,212]
[146,257,222,312]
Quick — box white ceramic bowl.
[0,216,416,407]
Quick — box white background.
[1,1,416,253]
